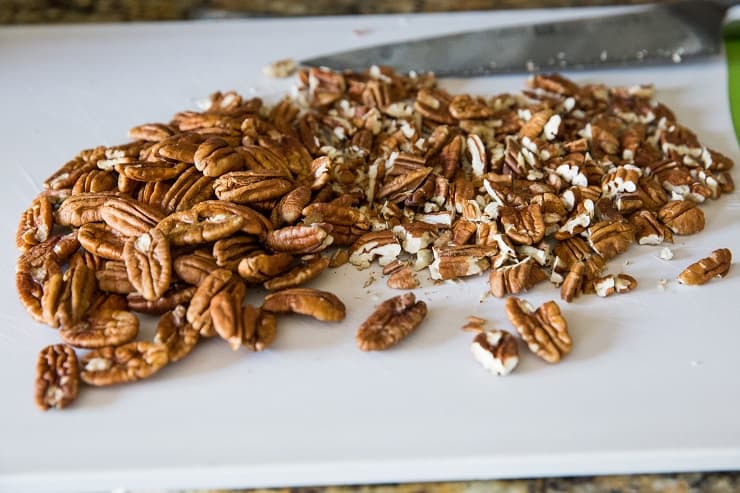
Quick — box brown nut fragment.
[154,305,199,362]
[100,197,165,237]
[658,200,705,235]
[560,261,585,303]
[123,229,172,301]
[429,245,493,281]
[356,293,427,351]
[264,256,329,290]
[266,224,334,254]
[59,310,139,349]
[80,341,169,386]
[519,109,553,140]
[238,252,294,283]
[505,297,571,364]
[262,288,346,322]
[461,316,486,333]
[275,185,312,226]
[387,266,419,290]
[328,249,349,268]
[349,230,401,269]
[677,248,732,286]
[471,330,519,376]
[587,220,634,259]
[489,258,547,298]
[35,344,79,411]
[630,210,673,245]
[591,273,638,297]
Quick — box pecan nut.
[214,170,293,204]
[186,269,244,337]
[658,200,705,235]
[59,309,139,349]
[80,341,169,386]
[266,224,334,254]
[505,297,572,364]
[470,330,519,376]
[587,220,634,259]
[237,252,294,283]
[262,288,346,322]
[356,293,427,351]
[677,248,732,286]
[500,204,545,245]
[35,344,79,411]
[263,256,329,290]
[591,273,638,297]
[127,284,195,315]
[154,305,200,362]
[123,229,172,301]
[100,197,165,236]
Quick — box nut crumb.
[659,247,674,260]
[263,58,297,78]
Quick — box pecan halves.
[100,197,165,236]
[16,193,53,251]
[590,273,638,297]
[262,288,346,322]
[238,252,294,283]
[587,220,634,259]
[500,204,545,245]
[80,341,169,386]
[193,137,245,177]
[356,293,427,351]
[187,269,244,337]
[214,170,293,204]
[505,297,572,364]
[211,293,277,351]
[154,305,200,362]
[677,248,732,286]
[59,310,139,349]
[157,209,245,246]
[470,330,519,376]
[35,344,79,411]
[658,200,705,235]
[123,229,172,301]
[266,224,334,254]
[263,256,329,290]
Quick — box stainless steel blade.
[301,1,727,76]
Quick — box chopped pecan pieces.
[471,330,519,376]
[505,297,572,364]
[677,248,732,286]
[489,258,547,298]
[591,274,638,297]
[658,200,705,235]
[356,293,427,351]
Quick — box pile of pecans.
[17,66,734,410]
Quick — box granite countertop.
[2,1,737,491]
[1,0,662,24]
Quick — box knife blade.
[301,1,728,76]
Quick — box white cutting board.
[1,7,739,493]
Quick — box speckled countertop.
[3,1,737,491]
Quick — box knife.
[302,0,735,76]
[302,0,740,141]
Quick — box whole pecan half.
[193,137,245,177]
[263,256,329,290]
[505,297,572,364]
[59,309,139,349]
[154,305,200,362]
[214,170,293,204]
[100,197,165,237]
[266,224,334,254]
[211,293,277,351]
[187,269,244,337]
[157,209,245,246]
[96,260,136,294]
[126,284,195,315]
[262,288,346,322]
[658,200,705,235]
[173,250,219,285]
[80,341,169,386]
[237,252,294,283]
[356,293,427,351]
[77,222,126,261]
[16,193,53,251]
[586,220,634,259]
[35,344,79,411]
[123,229,172,301]
[470,330,519,376]
[677,248,732,286]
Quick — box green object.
[725,20,740,144]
